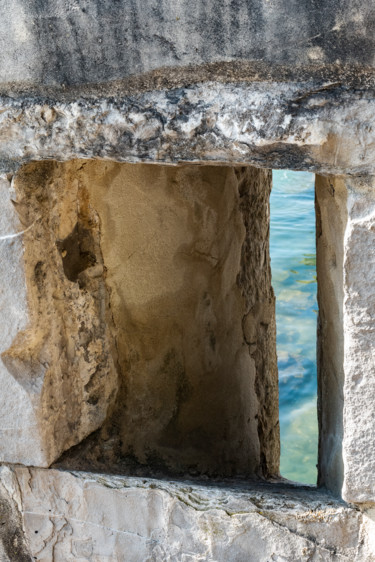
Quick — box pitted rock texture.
[52,161,278,478]
[0,162,118,466]
[340,176,375,504]
[1,80,375,176]
[5,466,375,562]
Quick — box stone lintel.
[1,81,375,176]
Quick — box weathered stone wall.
[317,175,375,505]
[1,166,375,560]
[0,0,374,91]
[83,161,278,478]
[2,160,278,479]
[2,158,375,559]
[1,0,375,559]
[2,466,374,562]
[0,162,119,467]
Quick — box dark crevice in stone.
[57,223,97,283]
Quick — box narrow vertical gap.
[270,170,318,484]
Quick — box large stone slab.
[0,1,374,89]
[1,81,375,176]
[3,465,375,561]
[316,174,375,503]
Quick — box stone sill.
[2,464,373,561]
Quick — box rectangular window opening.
[270,170,318,485]
[14,159,323,490]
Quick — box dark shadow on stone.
[57,223,96,283]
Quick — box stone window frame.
[0,78,374,504]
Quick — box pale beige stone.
[57,161,279,477]
[0,163,118,467]
[0,160,279,477]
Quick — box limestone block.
[1,82,375,176]
[54,161,278,478]
[0,1,375,89]
[341,176,375,504]
[316,174,375,503]
[0,163,118,467]
[0,173,42,466]
[5,465,375,561]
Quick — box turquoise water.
[270,170,318,485]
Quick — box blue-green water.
[270,170,318,484]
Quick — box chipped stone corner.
[0,161,119,467]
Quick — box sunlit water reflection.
[270,170,318,484]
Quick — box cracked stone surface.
[1,80,375,176]
[2,465,375,562]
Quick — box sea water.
[270,170,318,484]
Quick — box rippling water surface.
[270,170,318,484]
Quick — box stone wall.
[0,161,279,479]
[1,0,375,559]
[0,0,374,91]
[1,158,375,560]
[317,174,375,505]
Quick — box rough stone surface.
[47,161,278,479]
[3,465,375,562]
[316,175,347,497]
[340,176,375,504]
[0,0,374,558]
[0,1,374,90]
[0,162,118,467]
[0,467,32,561]
[0,175,33,465]
[316,174,375,504]
[1,81,375,176]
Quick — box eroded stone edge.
[1,80,375,175]
[3,465,375,561]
